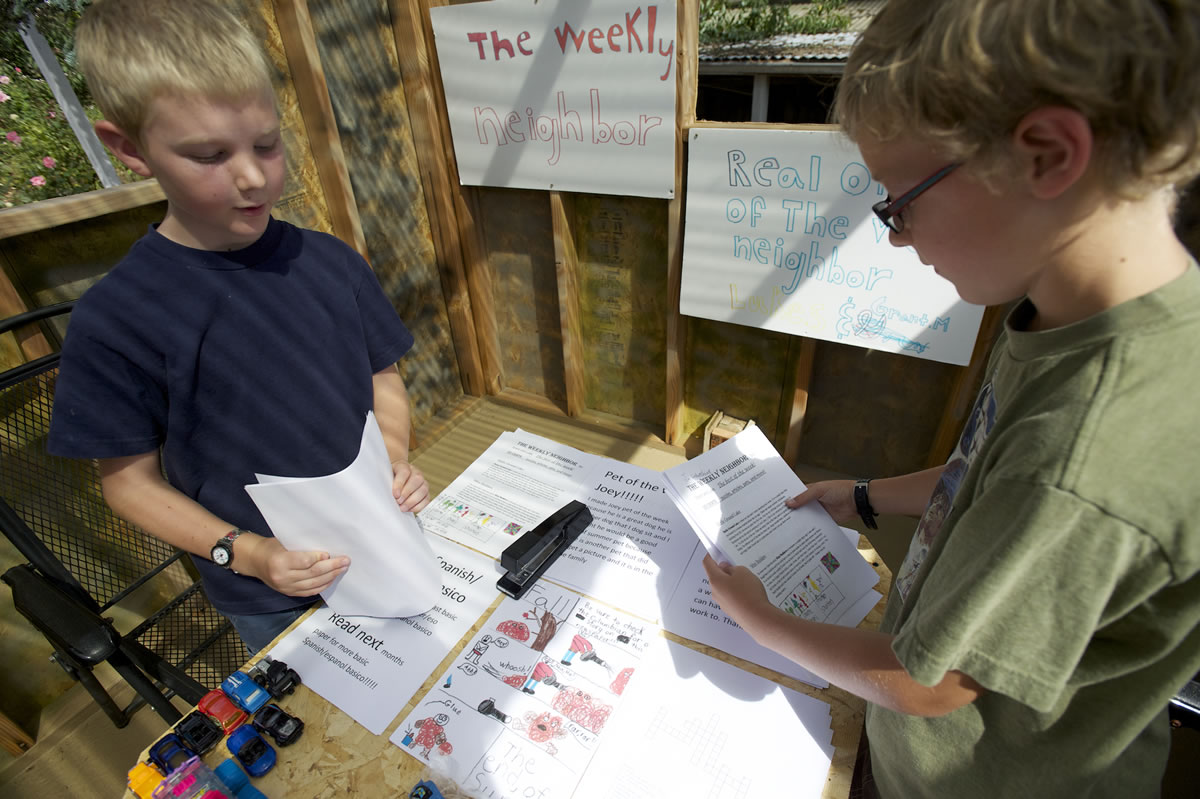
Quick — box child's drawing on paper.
[610,666,634,695]
[514,710,568,754]
[560,633,613,675]
[477,697,510,723]
[522,661,558,694]
[402,712,454,758]
[392,584,655,798]
[466,634,495,664]
[495,619,530,641]
[523,606,559,651]
[551,685,613,733]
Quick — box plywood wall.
[0,0,996,481]
[303,0,465,424]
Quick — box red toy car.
[197,688,248,733]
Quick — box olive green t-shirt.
[868,265,1200,798]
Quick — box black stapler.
[496,500,592,599]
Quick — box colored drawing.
[820,551,840,573]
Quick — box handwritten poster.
[266,537,498,735]
[681,127,985,365]
[391,581,653,797]
[430,0,676,198]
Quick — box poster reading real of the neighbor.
[682,128,985,365]
[430,0,677,199]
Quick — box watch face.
[212,545,230,566]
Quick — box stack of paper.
[660,424,881,625]
[244,411,441,618]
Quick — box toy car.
[175,710,223,754]
[226,725,276,777]
[147,732,196,775]
[410,780,446,799]
[221,670,271,714]
[197,688,248,733]
[126,761,163,799]
[251,703,304,746]
[249,655,301,699]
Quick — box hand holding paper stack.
[660,424,880,624]
[244,411,440,618]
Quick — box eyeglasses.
[872,162,960,233]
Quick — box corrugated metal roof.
[699,1,884,66]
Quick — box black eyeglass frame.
[872,162,961,233]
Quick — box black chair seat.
[1,302,246,729]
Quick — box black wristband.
[853,479,878,530]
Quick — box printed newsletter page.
[662,425,878,619]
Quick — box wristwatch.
[853,479,878,530]
[211,528,250,572]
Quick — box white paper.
[574,639,835,799]
[681,127,984,365]
[419,430,694,623]
[662,425,880,621]
[418,430,595,556]
[266,537,498,735]
[391,581,654,797]
[244,411,440,618]
[551,459,698,623]
[661,525,874,689]
[431,0,677,199]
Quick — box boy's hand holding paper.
[244,411,440,618]
[661,425,879,622]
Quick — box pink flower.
[0,90,9,103]
[42,156,56,169]
[6,131,20,145]
[47,110,56,119]
[14,68,21,74]
[30,175,46,187]
[0,75,10,84]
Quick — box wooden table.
[127,398,892,798]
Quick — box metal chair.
[0,302,245,728]
[1170,673,1200,731]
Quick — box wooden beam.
[0,181,164,241]
[388,0,485,397]
[0,709,34,757]
[415,0,503,395]
[925,304,1008,466]
[665,0,699,446]
[0,255,52,361]
[272,0,368,260]
[781,336,818,464]
[550,191,585,417]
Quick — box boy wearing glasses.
[704,1,1200,796]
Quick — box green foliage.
[0,55,136,208]
[1,0,93,99]
[700,0,850,45]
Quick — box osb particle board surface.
[123,398,887,799]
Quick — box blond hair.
[833,0,1200,197]
[75,0,274,139]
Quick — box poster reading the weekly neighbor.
[431,0,677,198]
[681,127,985,365]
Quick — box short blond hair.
[76,0,274,139]
[833,0,1200,197]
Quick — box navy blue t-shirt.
[49,218,414,614]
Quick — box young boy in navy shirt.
[704,1,1200,795]
[50,0,430,653]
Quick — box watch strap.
[214,528,249,572]
[853,479,878,530]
